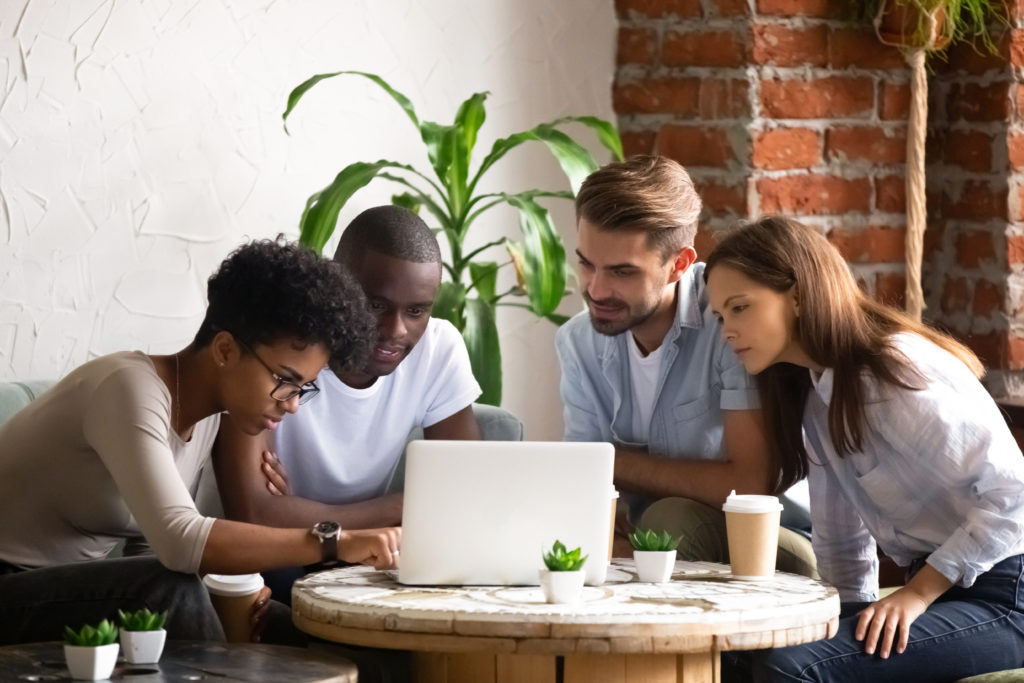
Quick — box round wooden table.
[292,559,840,683]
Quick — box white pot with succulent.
[538,540,588,604]
[117,608,168,664]
[63,619,120,681]
[630,528,682,584]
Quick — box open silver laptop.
[398,440,615,586]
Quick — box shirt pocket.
[854,462,919,524]
[666,394,717,458]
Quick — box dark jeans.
[726,554,1024,682]
[0,556,224,644]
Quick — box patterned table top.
[292,559,840,653]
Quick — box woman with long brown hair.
[705,216,1024,681]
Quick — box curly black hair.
[191,238,376,371]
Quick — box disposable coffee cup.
[202,573,264,642]
[722,490,783,580]
[608,487,619,561]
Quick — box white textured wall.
[0,0,617,439]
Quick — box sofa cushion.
[0,381,55,428]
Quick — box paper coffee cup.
[202,573,264,642]
[722,491,783,580]
[608,487,619,561]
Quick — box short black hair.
[192,238,376,371]
[334,206,442,265]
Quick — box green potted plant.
[539,539,588,604]
[283,71,623,404]
[629,528,681,584]
[63,619,119,680]
[117,608,167,664]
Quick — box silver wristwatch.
[311,521,341,564]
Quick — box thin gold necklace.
[174,352,180,435]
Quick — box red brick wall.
[613,0,1024,388]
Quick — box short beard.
[587,300,660,337]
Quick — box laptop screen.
[397,440,615,586]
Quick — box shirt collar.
[810,367,833,405]
[676,263,706,331]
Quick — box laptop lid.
[398,440,615,586]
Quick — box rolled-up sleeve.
[556,322,605,442]
[83,368,214,573]
[872,379,1024,588]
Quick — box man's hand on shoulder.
[261,450,291,496]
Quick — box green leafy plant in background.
[628,528,682,552]
[283,71,623,405]
[63,620,118,647]
[118,608,167,632]
[542,540,588,572]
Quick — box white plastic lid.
[202,573,265,597]
[721,490,783,513]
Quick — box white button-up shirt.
[804,333,1024,602]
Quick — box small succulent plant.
[63,619,118,647]
[118,608,168,632]
[542,540,588,572]
[629,528,682,552]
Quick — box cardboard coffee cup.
[608,487,619,561]
[722,490,783,580]
[202,573,264,642]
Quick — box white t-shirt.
[628,332,665,443]
[271,318,481,504]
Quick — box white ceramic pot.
[119,628,166,664]
[538,569,585,604]
[633,550,676,583]
[64,643,119,680]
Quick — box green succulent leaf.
[463,298,501,406]
[629,528,682,552]
[542,539,588,571]
[64,619,118,646]
[118,608,168,632]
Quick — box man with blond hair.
[556,155,814,575]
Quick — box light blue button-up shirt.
[555,262,758,463]
[805,333,1024,602]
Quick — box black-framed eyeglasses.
[236,339,320,405]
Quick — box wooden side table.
[0,640,357,682]
[292,559,840,683]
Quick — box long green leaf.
[299,160,396,253]
[463,299,502,405]
[433,281,466,330]
[283,71,420,133]
[474,124,599,196]
[551,115,625,162]
[502,194,567,316]
[454,92,488,160]
[469,261,499,303]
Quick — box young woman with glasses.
[0,239,400,645]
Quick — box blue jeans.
[728,554,1024,682]
[0,556,225,644]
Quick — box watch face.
[314,521,340,537]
